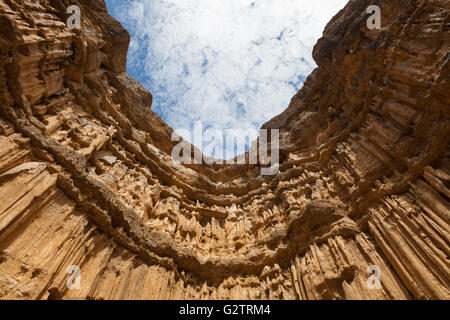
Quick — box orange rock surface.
[0,0,448,299]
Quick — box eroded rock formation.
[0,0,448,300]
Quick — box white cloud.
[106,0,348,159]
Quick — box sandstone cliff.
[0,0,448,300]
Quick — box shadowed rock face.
[0,0,448,300]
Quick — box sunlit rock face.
[0,0,449,300]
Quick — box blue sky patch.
[104,0,347,159]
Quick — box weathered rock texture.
[0,0,448,300]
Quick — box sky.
[104,0,348,159]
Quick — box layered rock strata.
[0,0,448,299]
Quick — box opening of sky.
[105,0,348,159]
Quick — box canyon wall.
[0,0,448,299]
